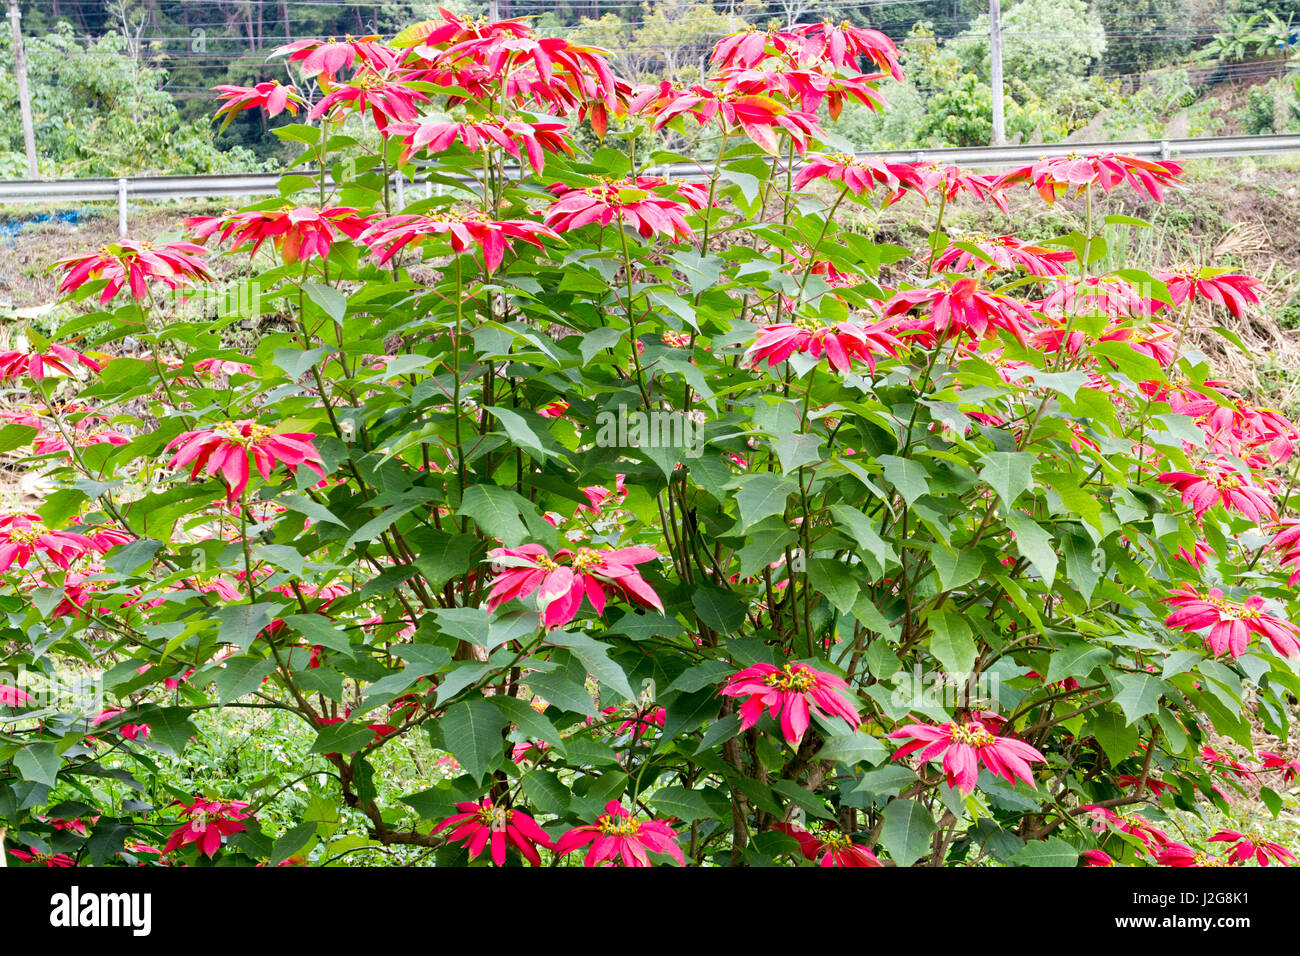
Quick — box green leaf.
[932,547,984,591]
[692,586,747,635]
[215,603,276,652]
[490,695,565,753]
[650,786,722,822]
[879,798,936,867]
[880,455,929,506]
[132,706,198,755]
[805,558,860,615]
[926,606,977,675]
[14,743,60,787]
[546,632,634,701]
[1086,710,1139,765]
[1012,837,1079,867]
[1111,672,1167,725]
[215,655,275,703]
[525,671,598,717]
[979,451,1034,505]
[1046,642,1111,683]
[458,484,529,547]
[731,474,796,531]
[1004,512,1057,585]
[309,722,376,756]
[304,282,347,322]
[440,700,507,784]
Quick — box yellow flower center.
[949,722,997,748]
[597,813,642,837]
[763,664,817,693]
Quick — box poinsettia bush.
[2,11,1299,868]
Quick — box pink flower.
[431,799,554,866]
[93,709,151,741]
[485,544,663,627]
[1209,829,1295,866]
[545,177,696,242]
[164,420,326,502]
[793,153,928,200]
[932,234,1074,277]
[1260,751,1300,783]
[7,847,75,867]
[1157,465,1275,522]
[775,822,883,867]
[0,345,102,382]
[1163,584,1300,659]
[995,153,1183,204]
[360,212,558,272]
[882,277,1037,347]
[1080,850,1115,867]
[0,683,34,706]
[212,81,302,131]
[889,717,1045,794]
[388,115,572,171]
[1157,270,1263,319]
[0,514,98,571]
[721,662,861,747]
[553,800,683,867]
[186,206,371,265]
[744,319,902,374]
[162,798,250,857]
[51,240,212,304]
[1156,842,1227,867]
[538,400,569,418]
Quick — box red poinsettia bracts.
[744,318,902,374]
[388,114,573,170]
[360,213,558,272]
[794,153,928,201]
[553,800,683,867]
[186,206,372,265]
[431,799,553,866]
[1155,843,1228,867]
[0,514,107,571]
[1157,464,1275,522]
[545,177,696,242]
[1156,269,1263,318]
[996,153,1184,204]
[162,798,251,857]
[889,716,1045,794]
[933,234,1075,277]
[51,240,213,305]
[1209,830,1295,866]
[0,345,102,382]
[485,544,663,628]
[1163,584,1300,659]
[1260,751,1300,783]
[883,277,1038,347]
[271,35,402,83]
[721,662,861,747]
[774,822,883,867]
[164,420,326,502]
[916,164,1009,211]
[309,72,429,131]
[212,81,303,131]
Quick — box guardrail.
[2,133,1298,237]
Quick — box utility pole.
[7,0,38,178]
[489,0,500,22]
[989,0,1006,146]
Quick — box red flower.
[995,153,1183,204]
[1155,842,1227,867]
[721,662,861,747]
[212,81,302,131]
[1083,805,1171,853]
[794,153,928,201]
[883,277,1037,347]
[486,544,663,628]
[1209,829,1295,866]
[744,318,902,374]
[774,822,883,867]
[889,717,1045,795]
[431,799,553,866]
[51,240,212,305]
[185,206,371,265]
[0,345,101,382]
[388,115,572,171]
[1080,850,1115,867]
[793,20,904,79]
[1163,584,1300,659]
[309,72,429,132]
[164,420,327,502]
[360,212,559,272]
[1157,464,1275,522]
[916,164,1009,211]
[7,847,75,867]
[1259,751,1300,783]
[162,798,250,857]
[0,514,99,571]
[932,234,1074,277]
[553,800,683,867]
[1156,269,1263,319]
[545,177,696,242]
[537,400,569,419]
[93,708,151,741]
[0,683,34,706]
[271,36,401,83]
